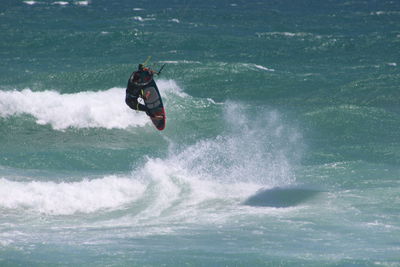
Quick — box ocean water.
[1,0,400,266]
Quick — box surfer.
[125,64,158,116]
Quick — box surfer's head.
[138,64,144,70]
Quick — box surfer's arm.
[148,69,158,76]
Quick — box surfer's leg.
[125,95,137,110]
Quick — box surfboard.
[141,80,166,131]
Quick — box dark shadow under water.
[243,186,320,208]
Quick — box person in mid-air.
[125,64,157,116]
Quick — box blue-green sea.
[1,0,400,266]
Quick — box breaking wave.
[0,176,145,215]
[0,79,183,130]
[0,102,302,216]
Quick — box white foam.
[133,16,144,22]
[156,79,188,98]
[126,156,261,225]
[0,104,300,223]
[138,102,298,203]
[52,1,69,5]
[254,64,275,72]
[86,103,300,226]
[134,158,184,219]
[0,176,145,215]
[371,11,400,16]
[172,102,299,186]
[158,60,201,64]
[133,16,155,22]
[24,0,91,6]
[0,88,148,130]
[0,79,185,130]
[74,1,90,6]
[240,63,275,72]
[0,94,300,224]
[170,18,180,23]
[23,1,38,5]
[0,231,27,247]
[256,31,313,38]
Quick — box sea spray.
[115,102,303,223]
[167,102,302,186]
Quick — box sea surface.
[1,0,400,266]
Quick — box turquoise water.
[1,0,400,266]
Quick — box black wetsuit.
[125,69,154,112]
